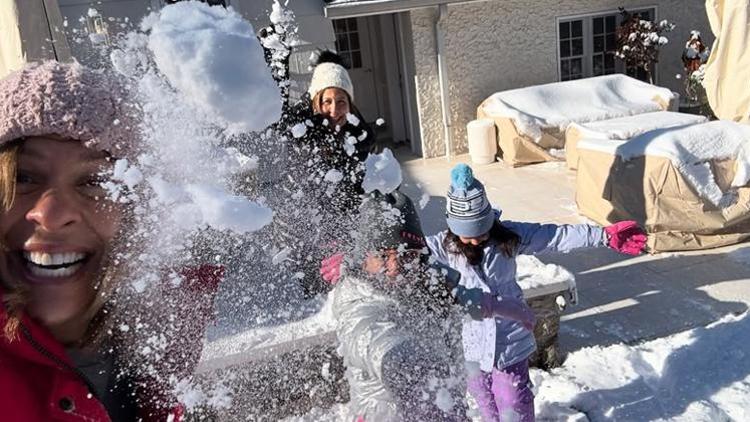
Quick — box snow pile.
[146,2,281,133]
[615,120,750,207]
[362,148,403,194]
[481,74,676,141]
[533,311,750,421]
[569,111,707,141]
[516,255,576,294]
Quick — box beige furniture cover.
[576,138,750,252]
[704,0,750,123]
[565,111,708,170]
[477,74,677,167]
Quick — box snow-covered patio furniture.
[565,111,708,170]
[576,120,750,252]
[476,74,678,167]
[194,256,578,417]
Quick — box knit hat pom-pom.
[450,164,474,190]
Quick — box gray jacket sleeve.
[331,276,411,381]
[505,221,606,255]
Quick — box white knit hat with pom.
[307,61,354,100]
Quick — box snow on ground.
[615,120,750,207]
[533,311,750,421]
[287,310,750,422]
[569,111,707,141]
[481,74,675,141]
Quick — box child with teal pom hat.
[425,163,649,422]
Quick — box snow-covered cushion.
[481,74,677,141]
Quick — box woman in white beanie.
[277,51,379,296]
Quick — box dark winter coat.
[286,97,378,214]
[0,265,222,422]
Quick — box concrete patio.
[396,149,750,356]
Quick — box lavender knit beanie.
[0,61,138,153]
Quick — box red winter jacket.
[0,264,223,422]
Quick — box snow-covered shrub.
[615,8,675,83]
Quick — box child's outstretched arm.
[506,220,646,256]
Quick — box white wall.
[410,0,713,158]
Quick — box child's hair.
[443,220,521,261]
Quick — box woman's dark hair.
[443,220,521,264]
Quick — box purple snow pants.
[466,360,534,422]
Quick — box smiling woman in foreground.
[0,61,221,422]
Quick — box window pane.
[561,59,570,77]
[639,10,651,21]
[351,51,362,68]
[572,38,583,56]
[606,33,616,50]
[350,32,360,50]
[559,21,570,39]
[605,54,615,72]
[593,17,603,34]
[594,35,604,53]
[606,15,616,31]
[572,20,582,37]
[333,19,347,33]
[348,18,358,31]
[593,55,603,75]
[560,40,571,57]
[336,34,349,52]
[571,58,582,76]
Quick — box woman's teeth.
[23,252,87,278]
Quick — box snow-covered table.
[576,120,750,252]
[565,111,707,170]
[477,74,678,167]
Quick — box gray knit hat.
[356,190,426,252]
[445,164,497,238]
[0,61,139,152]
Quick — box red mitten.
[605,221,647,255]
[320,252,344,284]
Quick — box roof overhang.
[324,0,488,19]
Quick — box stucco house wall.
[411,0,713,158]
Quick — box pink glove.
[605,220,647,255]
[320,252,344,284]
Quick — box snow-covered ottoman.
[576,120,750,252]
[565,111,707,170]
[476,74,677,167]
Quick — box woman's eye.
[78,175,108,198]
[16,172,34,184]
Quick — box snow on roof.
[614,120,750,207]
[481,74,676,141]
[570,111,708,140]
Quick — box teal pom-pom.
[450,164,474,189]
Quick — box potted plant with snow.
[614,7,674,84]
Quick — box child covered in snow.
[331,190,468,421]
[425,164,647,421]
